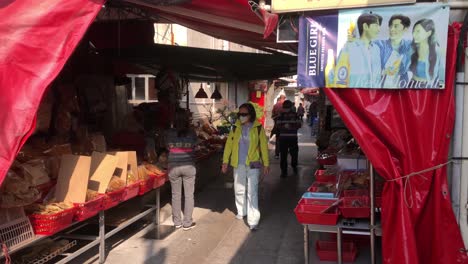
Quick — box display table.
[303,219,382,264]
[1,185,164,264]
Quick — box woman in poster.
[407,19,443,88]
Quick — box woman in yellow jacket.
[222,103,270,230]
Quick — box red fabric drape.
[0,0,104,183]
[325,24,467,264]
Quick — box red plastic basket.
[138,175,156,195]
[340,196,370,218]
[153,174,167,189]
[307,182,336,193]
[29,207,76,235]
[123,182,141,201]
[102,188,126,210]
[343,189,369,197]
[294,199,339,225]
[73,195,104,221]
[316,241,358,262]
[314,170,337,183]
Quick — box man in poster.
[374,15,412,88]
[333,13,383,88]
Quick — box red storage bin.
[315,170,337,183]
[73,195,104,221]
[29,207,76,235]
[123,182,141,201]
[102,188,126,210]
[139,175,156,195]
[375,196,382,208]
[340,197,370,218]
[316,241,358,262]
[294,199,339,225]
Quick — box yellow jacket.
[222,120,270,168]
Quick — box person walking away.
[297,103,305,122]
[166,109,198,231]
[222,103,270,230]
[308,100,318,130]
[276,100,301,178]
[271,95,286,159]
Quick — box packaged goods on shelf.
[107,176,126,193]
[0,169,41,208]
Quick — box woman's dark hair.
[174,108,191,136]
[156,147,169,157]
[410,19,438,78]
[239,103,256,122]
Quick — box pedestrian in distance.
[276,100,301,178]
[297,103,305,122]
[271,94,286,159]
[222,103,270,231]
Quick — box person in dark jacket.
[276,100,302,177]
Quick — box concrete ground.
[78,124,380,264]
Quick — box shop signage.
[271,0,415,13]
[297,3,449,89]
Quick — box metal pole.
[235,82,238,108]
[337,227,343,264]
[303,225,309,264]
[186,81,190,110]
[99,211,105,264]
[156,187,161,238]
[370,163,376,264]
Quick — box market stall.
[289,2,468,263]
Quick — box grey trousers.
[169,164,196,227]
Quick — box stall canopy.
[325,25,468,264]
[119,0,296,53]
[0,0,104,185]
[102,44,297,81]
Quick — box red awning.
[124,0,295,53]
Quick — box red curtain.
[325,24,468,264]
[0,0,104,184]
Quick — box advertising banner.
[272,0,415,13]
[297,3,450,89]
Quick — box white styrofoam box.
[337,154,368,170]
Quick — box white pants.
[234,164,260,226]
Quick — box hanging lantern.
[210,83,223,100]
[194,83,208,98]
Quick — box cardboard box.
[88,152,118,193]
[108,151,128,182]
[55,155,91,203]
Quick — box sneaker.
[249,225,258,231]
[175,224,182,229]
[183,223,196,231]
[235,215,245,220]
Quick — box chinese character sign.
[297,3,450,89]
